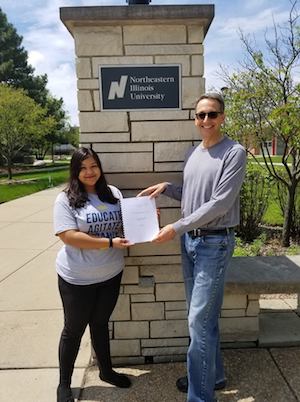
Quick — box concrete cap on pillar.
[60,4,214,39]
[127,0,151,4]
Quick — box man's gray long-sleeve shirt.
[163,136,247,236]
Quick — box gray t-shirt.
[53,185,124,285]
[164,136,247,235]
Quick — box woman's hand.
[58,230,133,250]
[112,237,132,249]
[152,224,176,243]
[156,208,161,220]
[137,182,168,198]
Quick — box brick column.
[59,5,259,364]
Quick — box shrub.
[234,234,267,256]
[237,165,272,242]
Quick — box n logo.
[108,75,128,100]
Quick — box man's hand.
[137,182,168,198]
[153,224,176,243]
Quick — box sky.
[0,0,296,125]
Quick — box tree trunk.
[282,182,297,247]
[51,143,54,164]
[7,160,12,180]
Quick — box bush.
[234,234,267,256]
[233,233,300,256]
[237,165,273,242]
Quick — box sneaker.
[215,380,226,390]
[176,376,188,393]
[176,376,226,393]
[57,385,74,402]
[99,370,132,388]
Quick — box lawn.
[244,161,290,227]
[0,163,299,255]
[248,155,292,164]
[0,168,69,203]
[263,197,284,226]
[0,163,290,225]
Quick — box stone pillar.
[60,4,238,364]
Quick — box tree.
[220,1,300,246]
[32,96,67,161]
[0,8,69,144]
[0,8,48,105]
[58,124,79,148]
[0,85,55,179]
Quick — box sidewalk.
[0,186,299,402]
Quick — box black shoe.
[99,370,132,388]
[215,380,226,390]
[176,376,188,393]
[176,376,226,393]
[57,385,74,402]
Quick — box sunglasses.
[195,111,222,120]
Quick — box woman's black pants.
[58,272,122,386]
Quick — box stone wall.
[109,266,260,364]
[61,5,259,363]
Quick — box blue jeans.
[181,231,235,402]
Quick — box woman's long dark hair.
[65,147,118,209]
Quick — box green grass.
[260,178,284,226]
[0,161,295,235]
[249,155,292,164]
[247,158,293,225]
[263,197,284,226]
[242,162,287,226]
[0,169,69,203]
[0,164,69,179]
[0,165,288,227]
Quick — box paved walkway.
[0,186,300,402]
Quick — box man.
[138,93,246,402]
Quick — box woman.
[53,147,131,402]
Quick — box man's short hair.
[195,92,225,113]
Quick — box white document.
[120,196,159,244]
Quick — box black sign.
[99,64,181,111]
